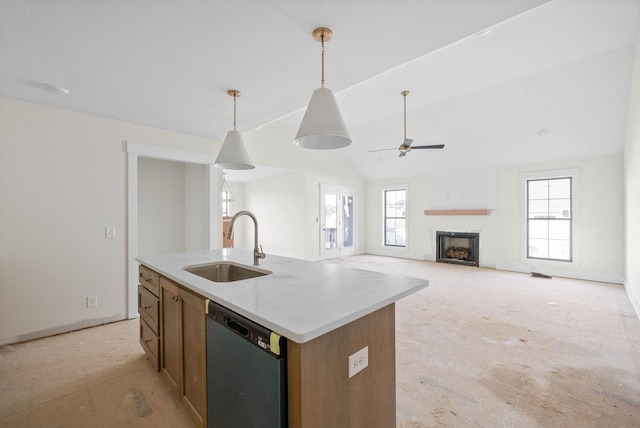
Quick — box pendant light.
[214,90,255,170]
[294,27,351,150]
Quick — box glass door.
[320,185,356,259]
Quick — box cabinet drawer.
[139,265,160,296]
[138,284,159,332]
[140,318,160,371]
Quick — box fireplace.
[436,231,479,267]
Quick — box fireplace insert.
[436,231,479,267]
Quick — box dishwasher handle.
[208,300,286,358]
[225,317,249,337]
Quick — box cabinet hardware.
[144,305,152,310]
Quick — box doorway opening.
[320,184,357,259]
[126,141,218,319]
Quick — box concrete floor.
[1,255,639,427]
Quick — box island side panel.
[287,303,396,428]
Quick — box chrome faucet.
[227,210,266,265]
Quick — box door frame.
[126,141,218,319]
[319,184,358,260]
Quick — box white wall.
[493,155,623,282]
[624,30,640,317]
[0,97,217,346]
[241,173,306,258]
[138,158,208,256]
[365,176,430,261]
[366,155,624,283]
[243,119,367,261]
[138,158,186,256]
[185,163,208,251]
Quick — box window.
[384,188,406,247]
[526,176,572,261]
[222,190,230,217]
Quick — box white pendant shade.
[294,87,351,150]
[214,130,254,170]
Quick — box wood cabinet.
[287,304,396,428]
[138,266,160,371]
[160,276,207,428]
[139,264,397,428]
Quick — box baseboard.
[623,277,640,321]
[0,314,125,347]
[495,262,623,284]
[364,249,426,261]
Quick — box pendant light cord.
[403,93,407,139]
[321,33,325,88]
[233,93,237,131]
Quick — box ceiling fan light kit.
[294,27,352,150]
[214,90,255,170]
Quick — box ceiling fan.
[369,90,445,157]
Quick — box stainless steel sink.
[184,262,271,283]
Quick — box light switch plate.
[105,226,116,239]
[87,295,98,308]
[348,346,368,378]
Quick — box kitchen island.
[137,249,428,428]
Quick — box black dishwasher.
[206,301,287,428]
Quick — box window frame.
[222,190,230,217]
[520,169,578,265]
[383,186,408,248]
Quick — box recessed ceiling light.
[39,83,70,95]
[537,128,550,137]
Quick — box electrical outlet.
[87,295,98,308]
[348,346,368,378]
[105,226,116,239]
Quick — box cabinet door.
[160,278,181,390]
[180,288,207,427]
[159,276,207,428]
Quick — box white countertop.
[136,249,428,343]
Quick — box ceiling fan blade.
[411,144,445,149]
[398,151,407,158]
[368,148,398,153]
[401,138,413,148]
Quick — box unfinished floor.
[1,255,639,427]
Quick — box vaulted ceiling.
[1,0,638,182]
